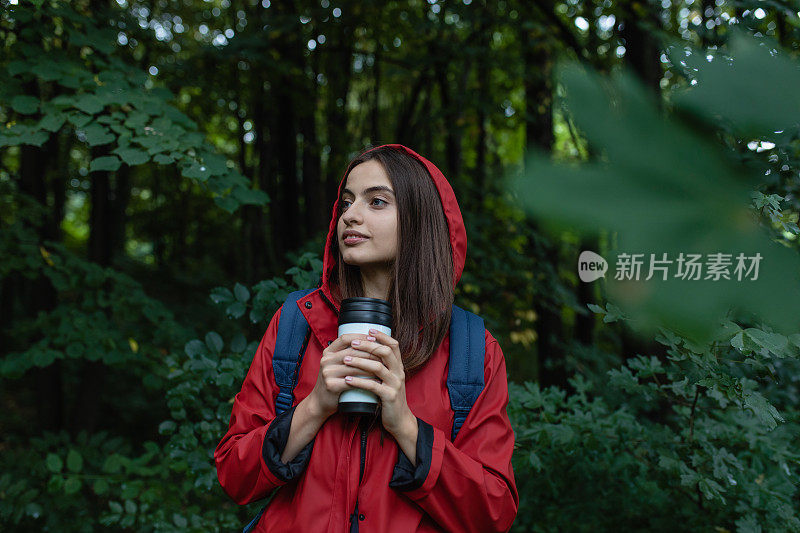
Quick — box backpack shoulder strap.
[272,288,316,416]
[447,304,486,441]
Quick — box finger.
[327,333,370,352]
[367,329,401,352]
[344,374,387,397]
[343,356,390,381]
[337,346,381,362]
[324,364,370,379]
[350,339,395,368]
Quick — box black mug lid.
[339,297,392,328]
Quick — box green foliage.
[456,191,580,380]
[0,184,189,380]
[506,31,800,533]
[0,244,322,531]
[510,33,800,344]
[3,2,800,532]
[509,320,800,531]
[0,2,266,213]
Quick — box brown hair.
[329,146,454,374]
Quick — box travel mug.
[338,297,392,415]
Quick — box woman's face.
[337,160,399,272]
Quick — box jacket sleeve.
[214,305,315,505]
[389,335,519,532]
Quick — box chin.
[340,250,364,266]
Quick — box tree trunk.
[370,47,381,144]
[274,88,299,258]
[253,84,278,275]
[619,1,662,95]
[19,137,63,431]
[519,13,565,387]
[520,26,554,152]
[436,59,464,182]
[324,24,354,210]
[473,8,491,196]
[88,146,114,265]
[301,51,324,237]
[79,143,132,434]
[394,70,427,147]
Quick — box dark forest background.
[2,0,800,530]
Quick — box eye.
[371,197,387,207]
[340,199,352,210]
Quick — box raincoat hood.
[320,144,467,310]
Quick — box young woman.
[215,144,519,532]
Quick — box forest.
[1,0,799,530]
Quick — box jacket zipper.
[350,418,368,531]
[359,421,367,482]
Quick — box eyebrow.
[341,186,395,197]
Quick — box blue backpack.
[243,288,486,532]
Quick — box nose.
[341,199,364,225]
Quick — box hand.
[307,333,382,420]
[343,329,416,438]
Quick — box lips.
[342,230,369,246]
[343,235,368,245]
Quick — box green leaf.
[673,31,800,137]
[528,452,543,472]
[789,334,800,349]
[124,111,149,129]
[210,287,234,304]
[234,283,250,302]
[173,514,188,528]
[67,112,93,128]
[7,60,29,76]
[153,153,174,165]
[124,499,137,514]
[743,390,784,429]
[25,502,43,519]
[730,331,745,352]
[230,333,247,353]
[11,95,40,114]
[46,453,63,473]
[90,156,121,172]
[744,328,789,358]
[39,113,67,132]
[198,152,228,175]
[11,95,39,115]
[73,94,104,114]
[182,162,211,181]
[231,186,269,206]
[216,373,235,387]
[158,420,177,434]
[205,332,223,353]
[226,302,246,319]
[108,501,123,514]
[63,477,81,495]
[83,123,115,146]
[33,349,56,367]
[586,303,605,314]
[185,339,205,357]
[510,55,800,344]
[113,147,150,165]
[213,195,239,213]
[66,449,83,472]
[103,454,124,474]
[93,478,109,495]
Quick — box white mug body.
[338,322,392,407]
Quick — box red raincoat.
[215,144,519,532]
